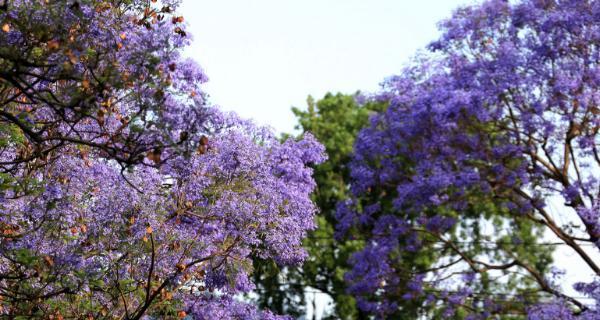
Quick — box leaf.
[47,39,60,50]
[31,47,44,59]
[14,249,38,266]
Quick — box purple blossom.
[0,1,325,318]
[337,0,600,318]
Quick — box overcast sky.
[181,0,475,133]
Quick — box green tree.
[253,92,386,319]
[295,93,388,319]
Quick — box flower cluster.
[0,113,325,318]
[0,0,210,176]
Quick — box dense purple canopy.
[338,0,599,318]
[0,1,325,318]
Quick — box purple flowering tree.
[0,1,325,319]
[337,0,599,318]
[0,0,209,177]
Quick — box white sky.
[180,0,598,318]
[181,0,475,134]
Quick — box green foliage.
[297,93,386,319]
[253,92,385,319]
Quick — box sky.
[181,0,475,134]
[179,1,598,318]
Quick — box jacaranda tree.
[0,1,325,319]
[337,0,599,318]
